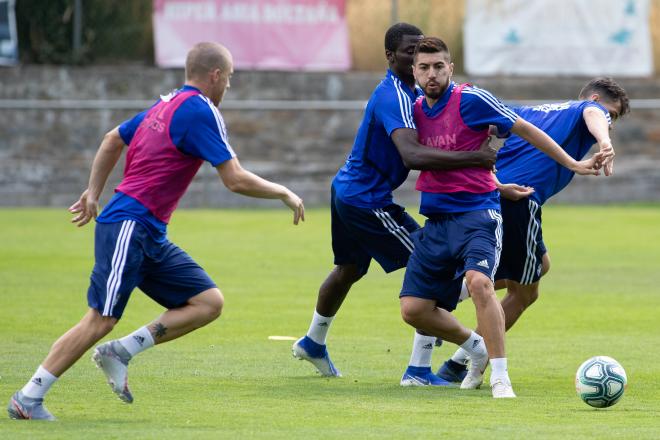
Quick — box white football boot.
[92,341,134,403]
[491,378,517,398]
[460,353,489,389]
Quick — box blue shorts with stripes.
[87,220,217,319]
[400,209,503,312]
[494,197,547,285]
[331,186,420,276]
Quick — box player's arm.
[391,128,497,170]
[69,126,125,227]
[510,118,604,176]
[583,106,615,176]
[216,158,304,225]
[182,98,303,224]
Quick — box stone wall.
[1,66,659,208]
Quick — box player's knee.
[194,288,224,322]
[400,307,421,327]
[525,285,540,306]
[466,274,495,306]
[97,318,117,335]
[528,289,539,306]
[510,284,539,308]
[399,299,425,328]
[206,288,224,320]
[83,309,117,336]
[335,264,363,286]
[541,254,551,277]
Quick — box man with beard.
[436,77,628,384]
[398,37,607,398]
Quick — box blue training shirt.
[418,82,518,215]
[332,69,423,209]
[97,85,236,242]
[496,100,610,205]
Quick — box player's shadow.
[274,376,491,401]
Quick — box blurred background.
[1,0,659,208]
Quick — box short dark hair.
[185,42,231,80]
[579,77,630,118]
[413,37,450,61]
[384,22,423,52]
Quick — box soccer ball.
[575,356,627,408]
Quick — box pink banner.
[153,0,351,71]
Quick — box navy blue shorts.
[331,186,420,276]
[87,220,217,319]
[494,197,547,285]
[400,209,503,311]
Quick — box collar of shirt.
[387,69,419,96]
[181,84,202,93]
[422,81,456,117]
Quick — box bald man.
[8,42,305,421]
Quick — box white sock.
[408,331,436,368]
[306,311,334,345]
[117,326,155,358]
[490,357,509,384]
[21,365,58,399]
[460,331,488,361]
[457,278,470,303]
[451,347,470,366]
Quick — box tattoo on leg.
[152,322,168,339]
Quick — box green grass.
[1,205,659,439]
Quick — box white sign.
[0,0,17,65]
[153,0,351,71]
[464,0,653,76]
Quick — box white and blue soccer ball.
[575,356,627,408]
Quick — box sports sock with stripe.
[117,325,155,358]
[408,331,436,368]
[306,311,334,345]
[21,365,57,399]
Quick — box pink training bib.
[414,83,495,194]
[117,90,203,223]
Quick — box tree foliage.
[16,0,153,64]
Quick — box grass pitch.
[1,205,659,439]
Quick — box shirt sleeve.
[374,86,416,135]
[460,86,518,133]
[171,95,237,167]
[582,101,612,126]
[118,110,148,145]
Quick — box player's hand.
[477,136,498,170]
[489,125,511,139]
[281,190,305,225]
[498,183,534,201]
[571,151,605,176]
[598,139,615,176]
[69,189,98,227]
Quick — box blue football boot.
[292,336,342,377]
[400,366,453,387]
